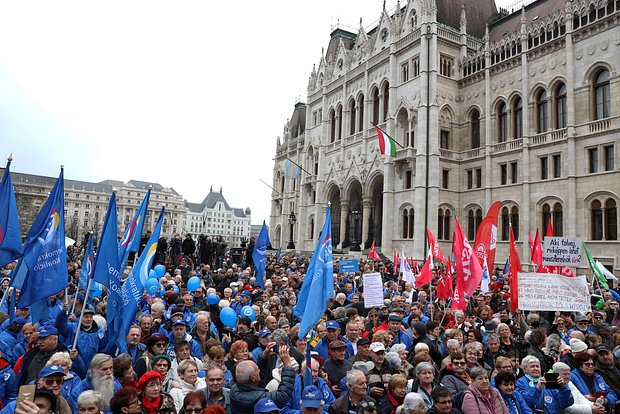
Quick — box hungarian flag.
[375,126,397,157]
[416,249,434,288]
[427,228,447,263]
[452,217,483,296]
[368,240,381,260]
[474,201,500,268]
[509,225,522,313]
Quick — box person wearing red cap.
[137,371,176,414]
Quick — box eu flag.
[13,169,67,323]
[92,192,123,328]
[118,189,150,269]
[293,205,333,338]
[252,221,269,288]
[0,158,23,267]
[116,207,164,351]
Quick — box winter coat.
[230,366,295,414]
[328,393,375,414]
[59,371,82,413]
[18,342,86,386]
[169,377,207,413]
[0,358,17,407]
[140,392,176,414]
[0,330,22,366]
[499,390,534,414]
[284,375,335,413]
[69,375,122,411]
[515,375,575,414]
[570,369,618,405]
[461,384,510,414]
[57,313,108,367]
[166,332,203,359]
[440,373,470,396]
[314,336,354,360]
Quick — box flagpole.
[69,290,78,316]
[0,286,12,311]
[286,157,312,176]
[258,178,281,195]
[72,276,94,351]
[371,122,406,149]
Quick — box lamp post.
[287,212,297,250]
[350,204,362,251]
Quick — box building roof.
[489,0,564,42]
[232,208,247,218]
[289,102,306,139]
[200,188,231,210]
[184,200,204,213]
[437,0,498,38]
[3,169,114,193]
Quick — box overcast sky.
[0,0,515,226]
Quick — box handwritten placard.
[542,237,583,267]
[363,272,384,309]
[518,273,590,313]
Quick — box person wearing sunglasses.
[135,333,169,380]
[439,352,470,396]
[427,387,459,414]
[570,353,618,411]
[180,391,206,414]
[136,371,176,414]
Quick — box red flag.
[393,250,399,274]
[528,232,534,252]
[368,240,381,260]
[452,217,483,296]
[509,226,522,313]
[416,250,434,288]
[451,273,467,310]
[561,266,575,277]
[427,228,447,263]
[546,220,554,237]
[474,201,500,269]
[544,221,558,273]
[531,229,547,272]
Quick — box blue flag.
[78,234,96,302]
[92,192,123,331]
[118,189,150,269]
[252,221,269,288]
[13,169,67,323]
[293,205,333,339]
[276,246,281,263]
[0,159,23,267]
[502,257,510,276]
[117,207,164,352]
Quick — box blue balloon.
[149,269,157,279]
[220,307,237,329]
[146,278,160,295]
[172,285,180,293]
[91,283,102,298]
[207,293,219,305]
[241,305,256,322]
[159,286,166,297]
[187,276,201,292]
[154,264,166,278]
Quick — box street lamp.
[350,204,362,251]
[287,212,297,250]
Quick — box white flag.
[400,247,415,284]
[480,255,490,293]
[596,260,618,281]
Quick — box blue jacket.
[389,329,413,349]
[0,330,23,366]
[500,390,533,414]
[57,313,109,367]
[0,359,17,407]
[60,372,82,413]
[515,375,574,414]
[69,375,122,410]
[570,369,618,405]
[282,375,335,414]
[314,336,354,360]
[166,332,203,359]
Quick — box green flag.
[583,242,608,289]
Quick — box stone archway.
[344,180,363,250]
[327,186,342,247]
[366,174,384,248]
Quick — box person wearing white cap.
[367,342,396,400]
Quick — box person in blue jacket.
[496,371,533,414]
[232,290,253,315]
[70,353,121,412]
[570,352,618,410]
[166,320,203,359]
[0,318,27,366]
[515,355,574,414]
[282,357,335,414]
[314,321,354,360]
[56,308,109,368]
[47,351,84,414]
[0,351,17,408]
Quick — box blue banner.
[338,259,358,273]
[0,159,23,267]
[252,221,269,288]
[118,189,150,269]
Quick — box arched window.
[438,208,451,240]
[468,210,476,240]
[402,209,409,239]
[498,102,508,142]
[329,108,336,142]
[309,217,315,240]
[349,100,357,134]
[511,206,520,240]
[471,109,481,148]
[537,89,549,133]
[594,69,611,120]
[553,202,563,236]
[336,104,343,140]
[408,209,414,239]
[476,209,483,235]
[555,83,567,128]
[605,199,617,240]
[542,203,551,235]
[358,94,365,131]
[372,88,380,124]
[382,82,390,122]
[513,98,523,138]
[592,200,603,240]
[501,207,510,241]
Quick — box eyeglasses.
[360,401,376,409]
[583,362,595,366]
[44,378,63,385]
[436,400,453,405]
[452,361,466,366]
[129,399,140,406]
[184,409,204,414]
[594,316,603,319]
[154,342,166,347]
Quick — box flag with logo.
[0,158,23,267]
[480,255,490,293]
[509,225,522,313]
[452,217,483,296]
[252,221,270,288]
[375,126,397,157]
[583,242,609,290]
[78,233,97,303]
[400,247,415,284]
[474,201,500,269]
[117,208,165,351]
[12,169,67,323]
[293,205,334,339]
[427,228,447,263]
[118,189,150,269]
[285,159,299,179]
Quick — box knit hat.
[151,354,171,367]
[137,371,163,391]
[569,338,588,353]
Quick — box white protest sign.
[517,273,590,313]
[542,237,583,267]
[363,272,384,309]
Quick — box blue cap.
[76,292,85,302]
[254,398,280,414]
[258,327,271,338]
[12,317,27,326]
[38,365,66,381]
[38,325,58,338]
[241,291,252,297]
[301,385,323,408]
[326,321,340,330]
[172,319,187,327]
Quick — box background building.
[270,0,619,273]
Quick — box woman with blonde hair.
[47,351,82,412]
[169,359,206,412]
[378,374,408,414]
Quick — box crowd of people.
[0,235,619,414]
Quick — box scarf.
[387,391,404,414]
[524,374,539,387]
[141,395,161,414]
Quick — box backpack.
[451,389,468,414]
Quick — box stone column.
[361,198,373,250]
[339,200,349,249]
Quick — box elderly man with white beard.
[70,353,121,412]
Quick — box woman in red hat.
[137,370,176,414]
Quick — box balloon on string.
[149,269,157,280]
[220,307,237,328]
[187,277,201,292]
[154,264,166,278]
[146,279,160,295]
[91,283,103,298]
[207,293,219,305]
[241,305,256,321]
